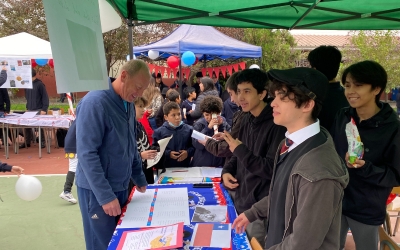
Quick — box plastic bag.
[345,117,364,166]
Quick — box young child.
[59,121,78,204]
[134,97,158,184]
[191,96,231,167]
[153,102,194,168]
[233,67,348,249]
[331,60,400,249]
[155,89,181,128]
[181,87,197,126]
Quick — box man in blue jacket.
[75,60,150,250]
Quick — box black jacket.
[318,81,349,132]
[0,70,7,87]
[191,117,231,167]
[25,78,49,112]
[331,103,400,225]
[0,70,10,113]
[0,161,12,172]
[222,100,286,213]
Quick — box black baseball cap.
[267,67,329,104]
[196,72,203,78]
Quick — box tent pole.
[178,52,183,99]
[203,54,206,69]
[128,19,134,60]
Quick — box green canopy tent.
[106,0,400,59]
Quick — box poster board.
[0,57,32,89]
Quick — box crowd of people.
[4,44,400,250]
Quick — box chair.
[379,226,400,250]
[386,187,400,236]
[250,237,263,250]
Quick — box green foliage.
[11,103,74,111]
[243,29,300,71]
[342,30,400,92]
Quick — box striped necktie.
[280,138,294,158]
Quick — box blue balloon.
[35,59,48,66]
[181,51,196,66]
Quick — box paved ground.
[1,125,399,249]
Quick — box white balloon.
[148,50,159,60]
[15,175,42,201]
[249,64,260,69]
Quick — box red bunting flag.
[220,66,227,78]
[227,65,233,76]
[172,68,178,78]
[148,64,155,73]
[207,68,213,77]
[239,62,246,70]
[201,68,207,78]
[232,63,239,72]
[166,67,171,78]
[184,68,191,79]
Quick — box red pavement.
[0,141,67,175]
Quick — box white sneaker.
[59,191,77,204]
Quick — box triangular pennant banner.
[207,68,213,77]
[148,64,155,74]
[184,68,191,79]
[214,67,221,77]
[233,63,239,72]
[166,67,171,78]
[201,68,207,78]
[154,65,160,75]
[220,66,227,78]
[227,65,233,76]
[239,62,246,70]
[172,68,178,78]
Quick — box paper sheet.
[192,205,227,223]
[116,223,184,250]
[118,188,190,228]
[191,130,209,141]
[19,111,38,119]
[147,135,173,168]
[201,167,222,177]
[190,223,231,248]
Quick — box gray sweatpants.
[339,214,379,250]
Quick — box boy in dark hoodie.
[181,87,197,126]
[153,102,194,168]
[221,69,286,245]
[191,96,231,167]
[233,67,349,250]
[331,60,400,250]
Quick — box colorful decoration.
[148,50,159,60]
[48,59,54,68]
[31,59,37,68]
[35,59,48,66]
[167,56,180,68]
[181,51,196,66]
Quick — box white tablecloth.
[0,115,74,128]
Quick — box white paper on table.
[118,188,190,228]
[201,167,223,177]
[117,223,183,250]
[192,205,227,223]
[147,135,172,168]
[161,167,202,177]
[19,111,38,119]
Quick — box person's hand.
[232,213,250,234]
[223,131,242,152]
[212,132,225,141]
[197,138,207,146]
[102,198,121,216]
[345,152,365,169]
[11,166,24,176]
[177,150,188,162]
[222,173,239,189]
[136,186,147,193]
[141,150,158,160]
[146,109,152,115]
[217,115,223,125]
[170,151,180,160]
[208,116,219,129]
[188,110,193,114]
[40,111,46,115]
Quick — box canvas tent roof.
[0,32,52,59]
[133,25,262,61]
[107,0,400,30]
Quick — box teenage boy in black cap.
[233,67,349,250]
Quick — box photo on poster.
[22,60,31,65]
[192,205,227,223]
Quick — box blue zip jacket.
[75,82,146,206]
[153,122,194,167]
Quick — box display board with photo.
[0,57,33,89]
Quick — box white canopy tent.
[0,32,52,58]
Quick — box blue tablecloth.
[108,183,251,250]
